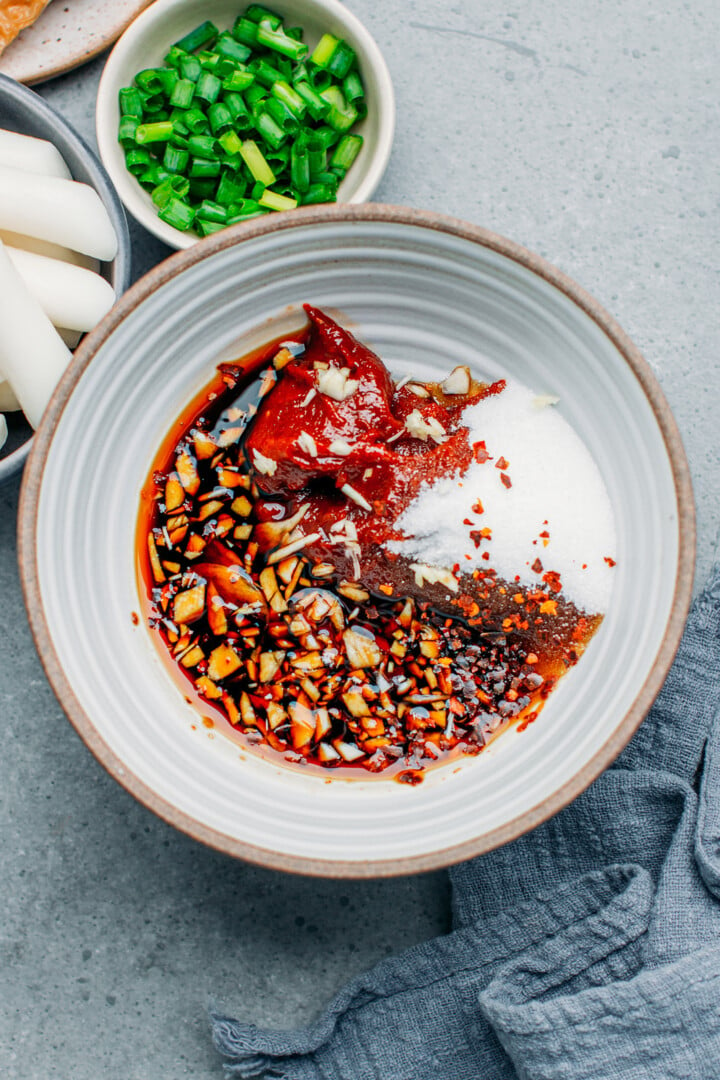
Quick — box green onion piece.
[151,175,190,208]
[327,40,356,79]
[245,4,282,28]
[156,67,179,96]
[290,140,310,193]
[222,68,255,92]
[189,157,221,178]
[197,50,221,71]
[173,20,218,53]
[319,86,358,132]
[194,70,222,103]
[134,68,166,94]
[163,144,190,173]
[218,129,244,157]
[276,56,294,80]
[163,45,187,69]
[215,31,252,63]
[208,102,233,135]
[187,133,218,158]
[239,139,276,185]
[342,69,364,103]
[256,20,308,61]
[271,79,306,117]
[259,189,298,211]
[330,133,363,170]
[223,93,252,128]
[169,110,190,134]
[124,148,151,175]
[197,218,228,236]
[118,115,140,148]
[265,98,300,134]
[293,80,329,120]
[248,58,282,87]
[245,83,266,107]
[311,33,339,68]
[252,110,286,149]
[307,66,332,91]
[227,209,268,223]
[169,77,195,108]
[264,144,290,169]
[197,200,228,223]
[311,170,340,187]
[168,129,189,151]
[286,26,304,42]
[250,180,265,200]
[139,163,168,187]
[183,107,210,133]
[312,124,341,150]
[119,86,144,117]
[354,101,368,121]
[159,196,196,230]
[216,171,248,205]
[135,121,174,144]
[301,181,335,204]
[179,53,202,82]
[232,17,259,47]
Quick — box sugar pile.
[388,381,617,613]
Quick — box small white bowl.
[96,0,395,249]
[19,206,694,877]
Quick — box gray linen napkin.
[211,563,720,1080]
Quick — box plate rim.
[17,203,696,878]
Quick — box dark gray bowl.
[0,73,131,486]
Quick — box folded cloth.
[211,564,720,1080]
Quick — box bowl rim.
[17,203,696,878]
[0,71,132,487]
[95,0,397,250]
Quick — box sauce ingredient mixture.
[138,306,616,781]
[118,5,366,236]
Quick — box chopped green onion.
[182,107,210,133]
[327,40,356,79]
[118,115,140,147]
[124,148,151,175]
[265,98,300,134]
[239,139,275,185]
[223,93,252,128]
[215,31,252,63]
[197,218,228,236]
[187,134,218,158]
[216,171,248,205]
[218,129,244,157]
[271,79,306,117]
[135,121,174,144]
[208,102,233,135]
[194,71,222,103]
[330,133,363,171]
[301,181,335,204]
[258,189,298,211]
[196,199,228,223]
[163,144,190,173]
[173,21,218,53]
[222,68,255,92]
[342,70,364,103]
[151,175,190,207]
[249,57,283,87]
[179,54,202,82]
[319,86,358,131]
[293,80,329,120]
[245,4,282,28]
[135,68,166,94]
[190,157,221,178]
[158,196,195,230]
[169,77,195,108]
[119,86,144,117]
[311,34,339,68]
[232,17,259,47]
[290,140,310,192]
[256,20,308,61]
[252,110,286,148]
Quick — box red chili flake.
[500,473,512,489]
[539,530,550,539]
[469,527,492,548]
[604,556,617,567]
[463,518,474,526]
[472,440,492,464]
[495,456,509,470]
[464,553,473,560]
[472,499,484,514]
[542,570,562,593]
[582,563,588,570]
[531,558,543,574]
[452,562,460,574]
[481,551,491,561]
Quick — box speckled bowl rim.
[18,204,696,878]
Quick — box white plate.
[19,206,695,876]
[0,0,155,85]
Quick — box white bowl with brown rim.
[18,205,694,877]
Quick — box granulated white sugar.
[388,381,617,613]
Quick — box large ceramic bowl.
[18,206,694,877]
[96,0,395,249]
[0,73,131,486]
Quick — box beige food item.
[0,0,52,56]
[0,413,6,451]
[0,380,20,412]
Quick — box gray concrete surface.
[1,1,719,1076]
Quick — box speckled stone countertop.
[1,2,718,1076]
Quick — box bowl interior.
[96,0,395,250]
[22,210,693,875]
[0,73,131,485]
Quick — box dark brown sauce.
[136,311,601,781]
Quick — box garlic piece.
[404,409,447,444]
[441,365,471,395]
[316,366,359,401]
